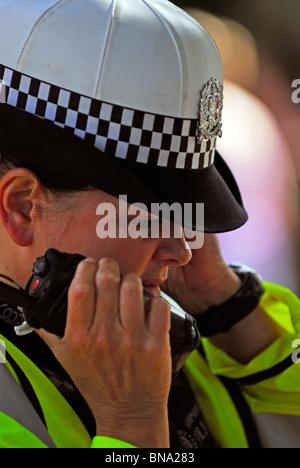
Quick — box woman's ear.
[0,168,46,247]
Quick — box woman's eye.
[140,220,152,228]
[141,217,160,230]
[127,217,160,239]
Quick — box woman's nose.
[152,227,192,267]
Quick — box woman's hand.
[37,257,172,448]
[163,234,285,364]
[162,234,242,315]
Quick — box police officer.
[0,0,299,448]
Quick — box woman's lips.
[143,284,161,298]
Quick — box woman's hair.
[0,148,94,197]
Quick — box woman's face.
[35,189,192,296]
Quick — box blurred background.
[171,0,300,295]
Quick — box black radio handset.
[0,249,200,375]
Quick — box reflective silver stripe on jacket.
[0,347,56,448]
[254,412,300,448]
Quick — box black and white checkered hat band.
[0,64,216,170]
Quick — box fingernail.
[83,257,97,264]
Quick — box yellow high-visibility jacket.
[0,282,299,448]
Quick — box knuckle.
[123,273,141,283]
[96,271,120,291]
[92,333,116,357]
[69,280,93,299]
[98,257,120,273]
[121,274,142,296]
